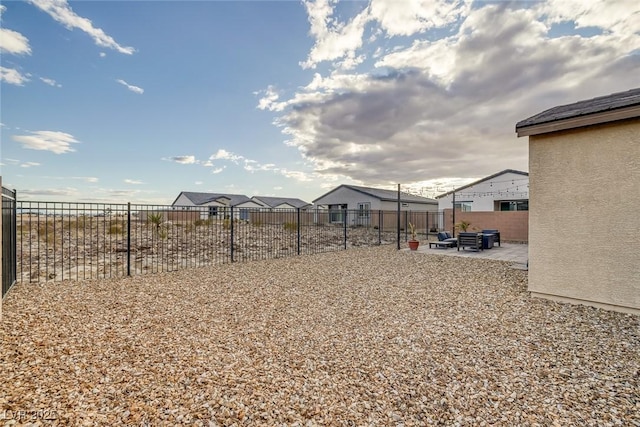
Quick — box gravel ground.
[1,245,638,426]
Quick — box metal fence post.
[297,208,301,256]
[127,202,131,277]
[343,209,347,250]
[397,185,400,250]
[378,210,382,244]
[12,190,17,285]
[230,206,235,262]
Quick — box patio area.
[1,245,637,426]
[412,241,528,267]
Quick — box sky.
[1,0,639,205]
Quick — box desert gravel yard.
[1,246,639,426]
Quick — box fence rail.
[15,201,444,283]
[2,186,17,297]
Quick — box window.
[357,202,370,218]
[329,204,347,223]
[454,202,472,212]
[499,201,528,211]
[208,206,218,217]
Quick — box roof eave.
[516,105,640,137]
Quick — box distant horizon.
[2,1,638,204]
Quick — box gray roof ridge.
[435,169,529,199]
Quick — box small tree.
[455,220,472,232]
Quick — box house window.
[329,204,347,223]
[357,203,370,218]
[208,206,218,217]
[454,202,472,212]
[499,201,528,211]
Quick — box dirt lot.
[16,215,398,282]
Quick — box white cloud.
[264,1,640,187]
[538,0,640,35]
[0,66,29,85]
[12,130,81,154]
[256,85,280,110]
[116,79,144,94]
[99,52,106,57]
[124,179,144,185]
[369,0,469,37]
[195,181,203,185]
[20,161,40,168]
[76,176,98,183]
[166,155,196,164]
[211,167,225,174]
[28,0,135,54]
[209,149,244,164]
[279,169,314,182]
[0,28,32,55]
[20,188,79,197]
[40,77,61,87]
[300,0,370,70]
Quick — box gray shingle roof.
[251,196,311,209]
[516,88,640,130]
[173,192,251,207]
[314,184,438,204]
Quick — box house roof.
[516,88,640,137]
[435,169,529,199]
[251,196,311,209]
[313,184,438,204]
[172,191,251,207]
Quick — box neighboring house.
[516,88,640,314]
[313,184,438,225]
[171,191,263,220]
[251,196,312,210]
[436,169,529,212]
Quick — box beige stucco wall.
[528,119,640,314]
[1,176,3,320]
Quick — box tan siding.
[528,119,640,313]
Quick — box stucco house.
[171,191,263,220]
[313,184,438,225]
[436,169,529,212]
[516,88,640,314]
[251,196,312,210]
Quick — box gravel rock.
[2,246,638,426]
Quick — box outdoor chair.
[438,231,458,246]
[481,229,501,247]
[429,231,457,249]
[457,232,483,251]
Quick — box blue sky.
[1,0,639,204]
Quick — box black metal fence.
[15,201,444,283]
[2,187,17,297]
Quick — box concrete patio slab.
[409,242,529,266]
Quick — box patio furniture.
[457,232,483,251]
[437,231,457,247]
[429,240,455,249]
[481,233,495,249]
[481,229,500,247]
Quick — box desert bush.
[283,222,297,232]
[37,223,56,245]
[108,221,126,235]
[193,218,211,227]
